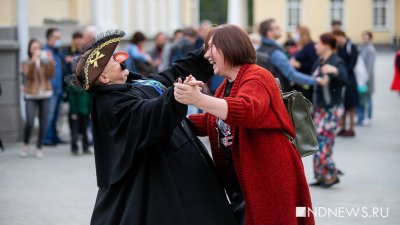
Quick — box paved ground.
[0,49,399,225]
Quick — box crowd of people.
[16,16,400,225]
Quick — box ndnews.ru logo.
[296,207,389,218]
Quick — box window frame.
[372,0,389,31]
[329,0,345,31]
[286,0,302,32]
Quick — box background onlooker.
[357,31,376,126]
[64,32,92,155]
[331,20,342,32]
[310,33,348,187]
[162,29,184,69]
[125,31,153,76]
[148,32,168,73]
[333,30,359,137]
[21,39,55,158]
[391,49,400,92]
[43,27,67,146]
[290,26,318,100]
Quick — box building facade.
[254,0,400,44]
[0,0,199,36]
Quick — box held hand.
[290,58,301,69]
[316,74,330,86]
[174,79,203,106]
[183,75,204,87]
[321,64,338,75]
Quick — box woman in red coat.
[174,24,315,225]
[391,49,400,92]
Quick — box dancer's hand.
[174,75,203,105]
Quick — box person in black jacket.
[310,33,347,188]
[69,30,237,225]
[333,30,359,137]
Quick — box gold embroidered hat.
[71,30,126,90]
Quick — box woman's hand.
[316,74,330,86]
[290,57,301,69]
[321,64,338,75]
[174,75,204,106]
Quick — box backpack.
[275,78,319,157]
[257,44,292,92]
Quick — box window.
[373,0,388,29]
[330,0,344,25]
[287,0,301,31]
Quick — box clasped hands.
[173,75,204,106]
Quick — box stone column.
[169,0,181,32]
[17,0,28,62]
[120,0,130,33]
[136,0,145,31]
[148,0,157,36]
[228,0,248,28]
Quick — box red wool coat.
[189,64,315,225]
[391,50,400,91]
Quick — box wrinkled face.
[314,39,326,56]
[101,54,129,85]
[204,37,228,76]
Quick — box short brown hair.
[362,31,373,40]
[319,33,337,50]
[204,24,256,67]
[332,30,346,37]
[130,31,147,44]
[258,18,276,38]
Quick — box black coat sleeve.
[347,44,358,74]
[148,48,214,86]
[114,86,186,151]
[331,59,348,85]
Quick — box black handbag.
[276,79,319,157]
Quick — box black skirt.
[344,74,359,109]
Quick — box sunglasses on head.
[113,51,129,70]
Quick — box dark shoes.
[337,129,355,137]
[321,176,340,188]
[309,180,323,186]
[310,175,340,188]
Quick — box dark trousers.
[23,98,50,149]
[69,114,90,152]
[44,93,63,143]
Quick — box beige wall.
[0,0,17,26]
[301,0,329,42]
[254,0,398,44]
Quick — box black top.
[312,53,348,109]
[89,49,237,225]
[337,40,360,108]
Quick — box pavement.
[0,49,399,225]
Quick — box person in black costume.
[69,30,237,225]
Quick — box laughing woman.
[174,24,315,225]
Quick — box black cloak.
[89,49,237,225]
